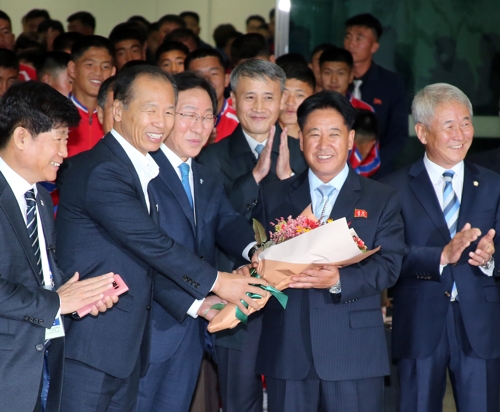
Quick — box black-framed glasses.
[175,112,216,128]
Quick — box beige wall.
[1,0,274,45]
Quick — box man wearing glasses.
[135,71,260,412]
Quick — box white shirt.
[242,129,268,159]
[423,154,493,277]
[111,129,159,212]
[0,157,54,292]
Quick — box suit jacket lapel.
[0,174,42,284]
[229,125,258,174]
[329,168,362,220]
[408,159,451,242]
[288,171,311,217]
[152,150,196,232]
[192,162,208,245]
[457,161,480,230]
[102,133,149,211]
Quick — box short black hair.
[320,46,353,69]
[0,11,11,25]
[0,81,80,149]
[345,13,383,41]
[297,90,355,131]
[174,71,217,114]
[269,8,275,20]
[164,28,199,47]
[128,15,150,29]
[311,43,335,61]
[158,14,186,29]
[52,32,84,53]
[0,48,19,70]
[14,33,45,54]
[120,60,151,71]
[212,24,237,48]
[155,41,189,63]
[24,9,50,22]
[275,53,308,70]
[35,51,70,78]
[230,33,270,65]
[71,35,114,62]
[180,11,199,23]
[114,65,177,107]
[97,75,116,109]
[283,64,316,91]
[184,48,225,71]
[67,11,96,30]
[246,15,266,27]
[109,22,147,46]
[353,109,378,141]
[37,19,64,34]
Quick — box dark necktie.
[24,189,42,278]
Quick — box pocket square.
[354,209,368,218]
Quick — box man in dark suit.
[254,90,405,412]
[344,13,408,178]
[197,59,308,412]
[135,72,257,412]
[55,66,267,412]
[0,81,116,412]
[383,83,500,412]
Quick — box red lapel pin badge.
[354,209,368,218]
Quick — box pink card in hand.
[75,274,129,318]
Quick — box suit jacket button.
[29,317,34,322]
[146,305,151,310]
[253,199,258,205]
[246,204,251,210]
[183,276,188,281]
[24,315,29,321]
[195,284,200,288]
[38,320,43,325]
[199,256,205,260]
[35,344,44,352]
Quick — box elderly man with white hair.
[383,83,500,412]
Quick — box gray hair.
[230,59,286,93]
[412,83,473,127]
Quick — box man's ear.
[12,127,30,150]
[111,66,117,76]
[67,60,76,82]
[97,106,104,125]
[348,129,355,151]
[280,89,289,111]
[299,130,304,152]
[415,123,428,145]
[112,99,124,122]
[40,73,51,85]
[230,91,236,111]
[142,42,148,60]
[371,41,380,55]
[269,54,276,64]
[224,73,230,88]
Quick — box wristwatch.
[248,243,261,261]
[329,279,341,294]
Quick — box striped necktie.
[179,162,193,208]
[443,170,459,299]
[25,189,42,278]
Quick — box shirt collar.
[423,152,464,184]
[242,129,267,156]
[160,143,193,172]
[69,93,98,114]
[110,129,159,181]
[0,156,35,199]
[308,163,349,193]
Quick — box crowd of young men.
[0,7,499,412]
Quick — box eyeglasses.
[175,112,216,128]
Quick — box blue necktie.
[314,184,336,223]
[179,163,193,208]
[255,143,264,159]
[443,170,459,299]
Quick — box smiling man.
[383,83,500,412]
[197,59,307,412]
[67,35,116,157]
[253,90,404,412]
[136,71,258,412]
[55,65,267,412]
[109,22,147,72]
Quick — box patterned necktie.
[353,79,363,100]
[179,162,193,208]
[443,170,460,299]
[25,189,42,278]
[255,143,265,159]
[315,184,336,223]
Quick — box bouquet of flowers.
[207,207,379,333]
